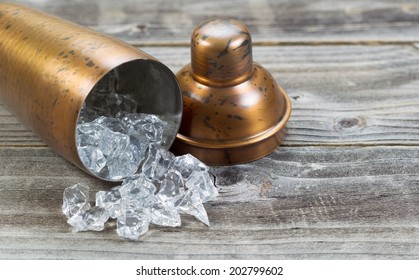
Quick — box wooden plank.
[3,0,419,44]
[2,45,419,147]
[0,146,417,259]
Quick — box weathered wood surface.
[4,0,419,44]
[0,146,417,259]
[0,0,418,259]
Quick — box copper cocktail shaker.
[0,4,182,181]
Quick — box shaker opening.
[75,59,182,181]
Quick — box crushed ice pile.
[62,70,218,239]
[63,152,217,239]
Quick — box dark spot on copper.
[52,98,58,106]
[242,49,251,60]
[219,97,228,105]
[202,34,209,40]
[292,96,300,100]
[209,61,217,68]
[63,55,68,59]
[203,93,213,104]
[264,76,267,80]
[228,126,231,130]
[181,70,188,77]
[68,50,75,55]
[258,87,263,92]
[5,23,11,30]
[84,57,89,61]
[218,65,224,70]
[227,114,232,118]
[62,36,71,40]
[58,51,64,56]
[22,36,28,40]
[215,112,219,115]
[233,39,249,51]
[232,115,244,120]
[265,88,267,92]
[203,116,216,131]
[95,66,99,69]
[217,39,232,58]
[86,60,95,67]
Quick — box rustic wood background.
[0,0,418,259]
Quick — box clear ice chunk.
[129,135,149,166]
[175,190,210,226]
[97,129,130,158]
[185,170,218,203]
[62,183,91,218]
[172,154,208,179]
[78,146,107,173]
[150,199,181,227]
[116,203,150,239]
[67,206,109,232]
[157,170,185,202]
[107,144,142,180]
[119,174,157,205]
[95,188,123,219]
[76,122,105,147]
[140,143,175,179]
[94,116,127,134]
[119,112,166,143]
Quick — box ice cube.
[175,190,210,226]
[150,199,181,227]
[76,122,105,147]
[97,129,130,158]
[119,112,166,143]
[157,170,185,202]
[67,206,109,232]
[94,116,127,134]
[116,203,150,239]
[95,188,123,219]
[119,174,157,206]
[172,154,208,179]
[78,146,107,173]
[185,170,218,203]
[140,143,175,179]
[107,144,142,180]
[62,183,91,218]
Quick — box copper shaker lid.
[172,18,291,165]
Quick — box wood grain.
[2,0,419,44]
[0,146,417,259]
[3,45,419,147]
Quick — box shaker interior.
[75,59,182,180]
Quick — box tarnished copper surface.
[172,18,291,165]
[0,4,182,180]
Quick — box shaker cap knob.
[191,19,253,86]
